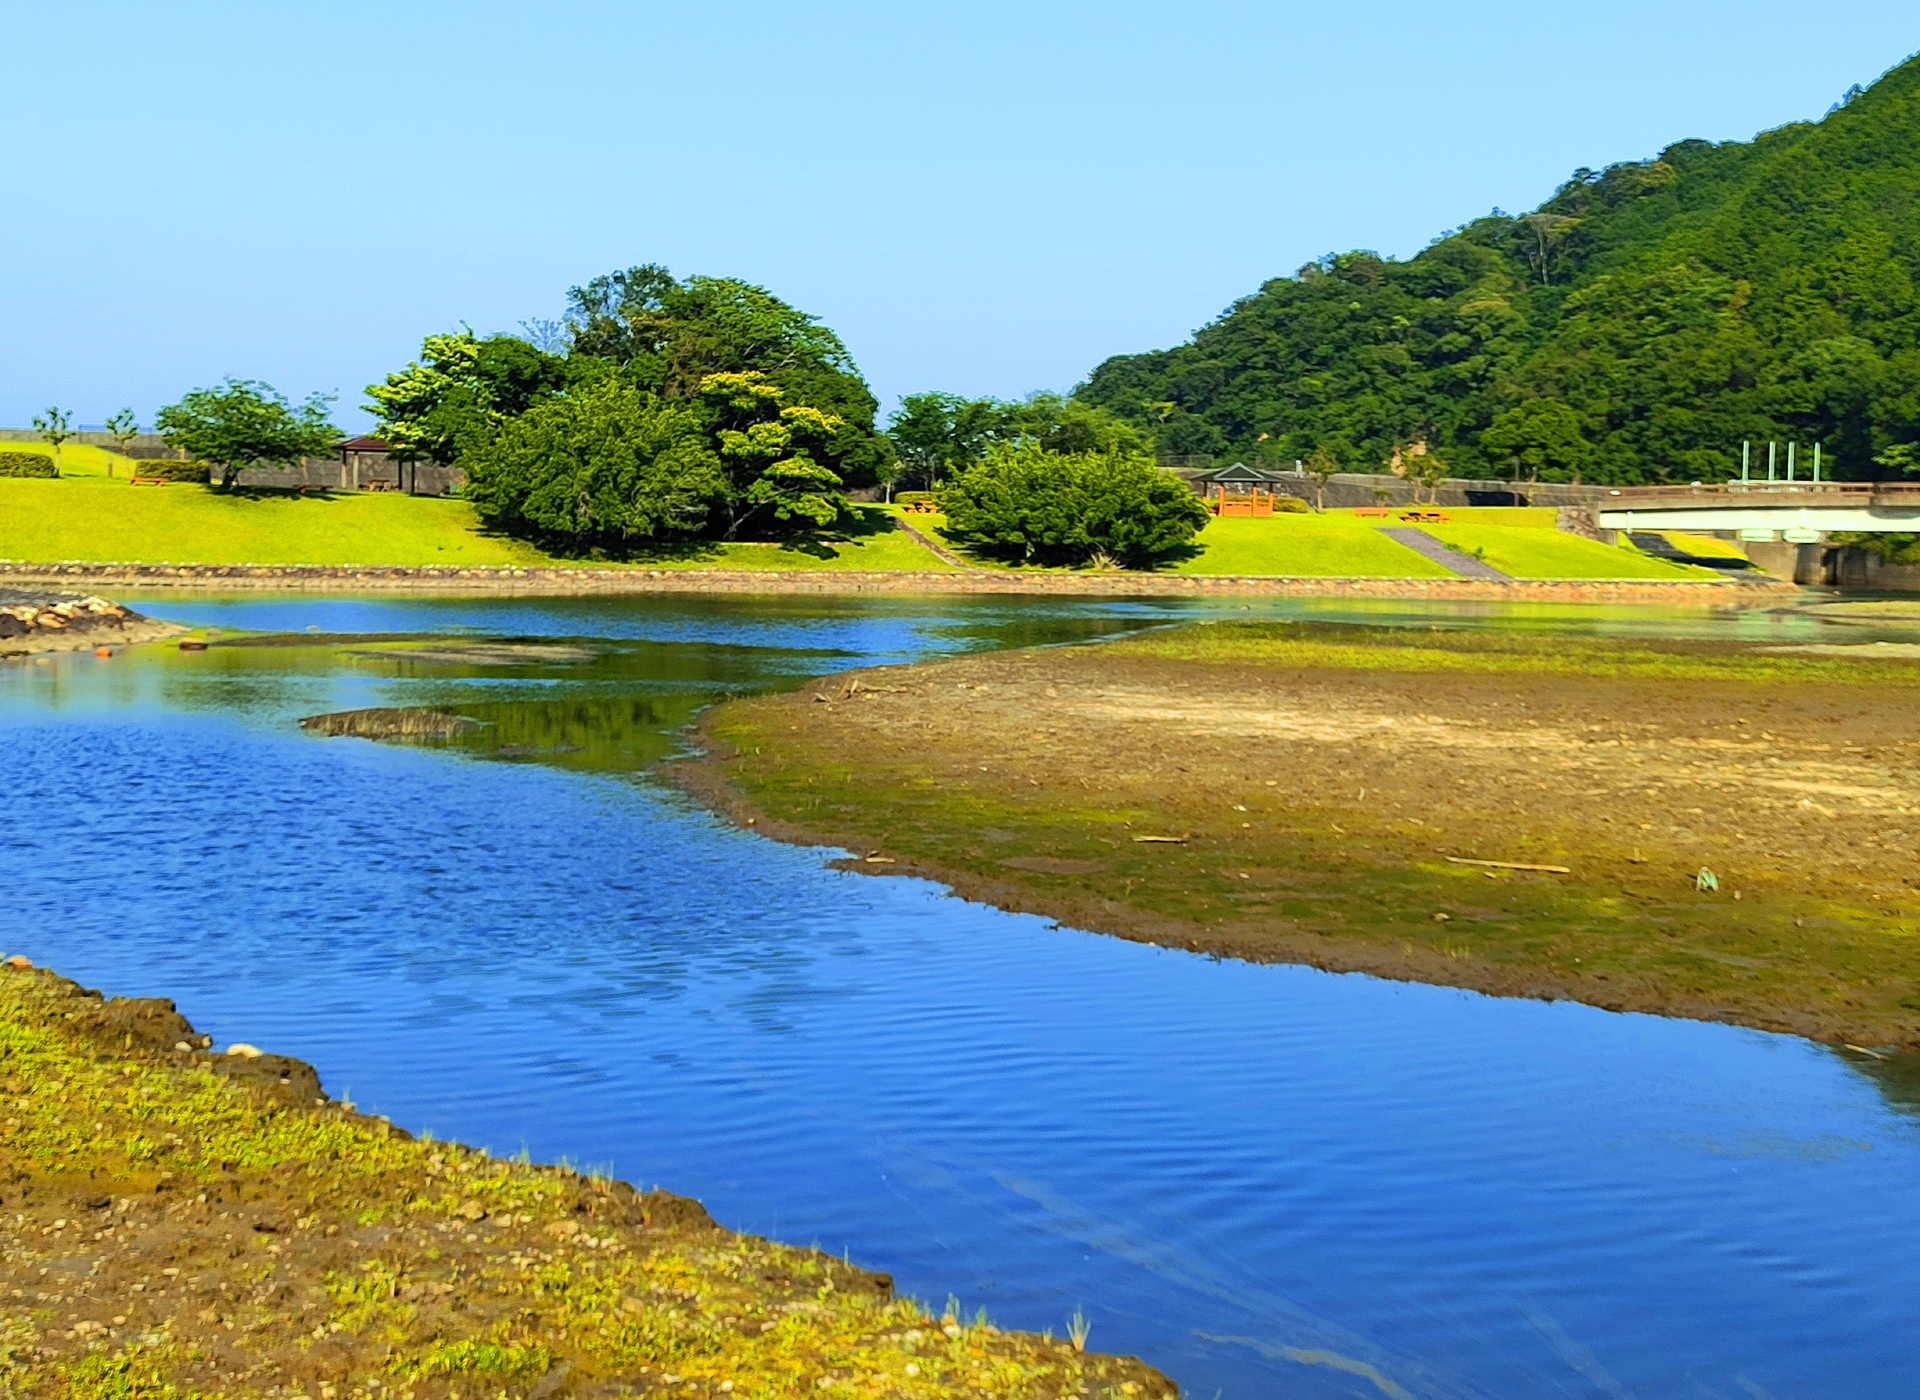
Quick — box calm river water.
[4,593,1918,1399]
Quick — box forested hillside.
[1078,52,1920,484]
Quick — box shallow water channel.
[5,593,1920,1399]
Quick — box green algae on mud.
[0,964,1174,1400]
[674,620,1920,1051]
[1113,618,1920,685]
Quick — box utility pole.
[1741,440,1750,482]
[1768,441,1777,483]
[1787,442,1796,483]
[1813,442,1821,483]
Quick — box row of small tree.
[28,406,153,475]
[26,388,337,487]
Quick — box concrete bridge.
[1595,482,1920,539]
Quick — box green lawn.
[0,479,953,570]
[623,517,955,570]
[882,505,1705,579]
[1174,514,1454,576]
[1177,509,1713,579]
[1657,530,1751,561]
[0,442,142,478]
[0,478,1709,578]
[1422,522,1716,579]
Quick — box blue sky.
[3,2,1916,432]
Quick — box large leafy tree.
[701,373,852,535]
[564,265,892,487]
[1480,399,1591,482]
[155,380,338,488]
[885,391,1151,486]
[888,392,1001,484]
[461,378,722,545]
[366,331,568,467]
[936,443,1209,568]
[461,371,853,551]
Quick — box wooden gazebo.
[1198,461,1285,517]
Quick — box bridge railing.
[1600,482,1920,505]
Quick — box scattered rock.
[0,591,178,657]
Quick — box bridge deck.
[1596,482,1920,533]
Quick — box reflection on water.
[6,592,1920,1399]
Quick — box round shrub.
[936,442,1212,568]
[133,458,213,483]
[0,450,57,478]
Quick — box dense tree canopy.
[936,443,1209,568]
[564,266,891,487]
[887,391,1150,485]
[461,371,855,551]
[367,331,570,467]
[368,265,890,550]
[1077,52,1920,484]
[460,378,721,545]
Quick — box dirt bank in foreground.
[674,621,1920,1050]
[0,589,181,657]
[0,561,1768,602]
[0,963,1170,1399]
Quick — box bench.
[1354,506,1390,517]
[128,476,172,486]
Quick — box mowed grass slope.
[1422,522,1717,579]
[0,478,551,566]
[0,442,142,478]
[0,477,1719,578]
[0,479,953,569]
[1174,509,1709,579]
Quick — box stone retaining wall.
[0,561,1777,604]
[1199,470,1606,511]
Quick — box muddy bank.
[0,560,1770,602]
[670,623,1920,1050]
[0,960,1172,1399]
[0,589,182,657]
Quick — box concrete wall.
[228,456,463,495]
[0,429,182,458]
[1186,469,1605,512]
[1821,546,1920,590]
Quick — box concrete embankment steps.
[1376,526,1511,580]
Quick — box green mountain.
[1078,52,1920,484]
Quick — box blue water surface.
[3,593,1917,1400]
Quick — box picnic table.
[1398,509,1452,523]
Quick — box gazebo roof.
[1201,461,1281,483]
[337,435,390,453]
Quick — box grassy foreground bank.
[680,620,1920,1049]
[0,482,952,572]
[0,963,1169,1399]
[5,477,1716,581]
